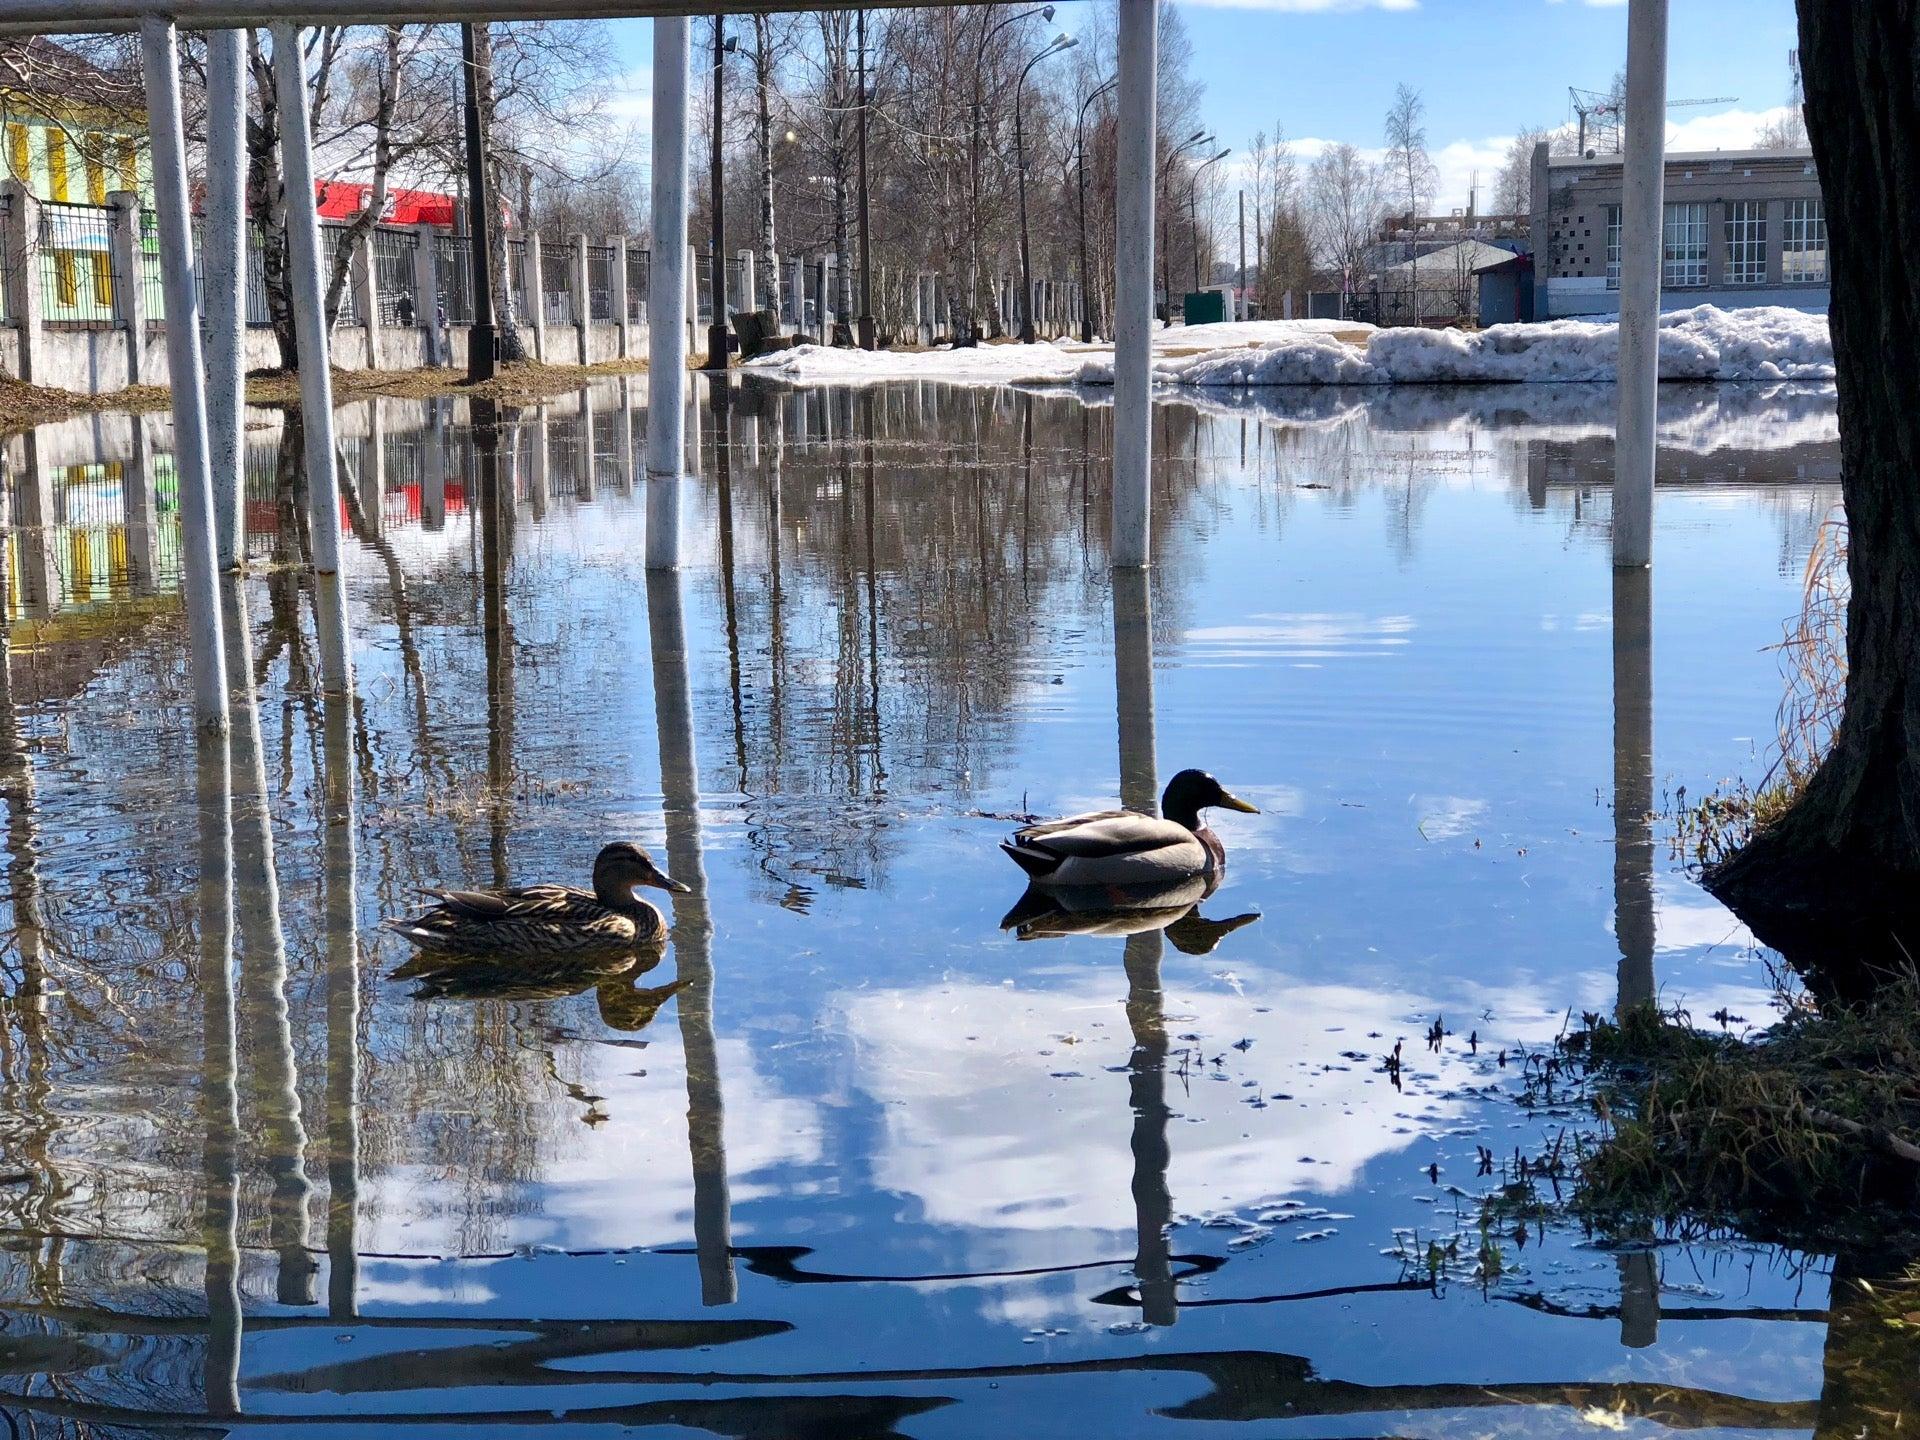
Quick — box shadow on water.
[0,374,1903,1434]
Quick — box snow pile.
[1171,306,1832,387]
[739,340,1085,386]
[740,306,1831,389]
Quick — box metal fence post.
[352,225,379,371]
[527,231,547,362]
[106,189,148,383]
[612,235,631,360]
[412,221,440,366]
[3,182,42,383]
[571,231,589,364]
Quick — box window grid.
[1605,205,1621,290]
[1784,199,1826,283]
[1723,201,1767,285]
[1663,202,1707,288]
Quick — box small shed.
[1474,251,1535,326]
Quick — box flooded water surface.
[0,376,1876,1435]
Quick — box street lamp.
[1074,75,1115,342]
[1014,31,1076,343]
[704,18,738,373]
[968,3,1053,342]
[1189,146,1229,292]
[1158,129,1211,317]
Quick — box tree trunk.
[1705,0,1920,991]
[754,17,780,319]
[475,27,526,363]
[246,31,298,372]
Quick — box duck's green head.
[594,841,692,899]
[1162,769,1259,829]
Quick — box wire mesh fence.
[319,224,361,327]
[505,236,528,320]
[586,243,615,322]
[38,201,117,325]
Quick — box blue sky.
[598,0,1804,210]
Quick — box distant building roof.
[316,181,459,228]
[1547,146,1814,169]
[1380,239,1520,281]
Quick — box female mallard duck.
[383,841,689,957]
[1000,769,1258,889]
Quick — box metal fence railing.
[625,245,648,321]
[504,236,528,320]
[436,233,473,325]
[0,194,13,323]
[585,242,615,321]
[372,227,419,326]
[539,239,572,326]
[38,200,117,326]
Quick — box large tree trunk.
[1705,1,1920,991]
[754,17,780,319]
[246,31,298,372]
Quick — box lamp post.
[856,8,875,350]
[1188,146,1228,292]
[968,3,1053,342]
[704,17,737,373]
[1074,75,1115,343]
[1158,129,1210,319]
[1014,32,1076,344]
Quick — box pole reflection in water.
[477,399,514,889]
[713,387,750,786]
[647,566,736,1306]
[196,722,241,1416]
[222,575,314,1305]
[1113,565,1176,1324]
[1612,565,1658,1349]
[126,416,160,596]
[314,568,360,1318]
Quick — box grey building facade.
[1528,143,1828,320]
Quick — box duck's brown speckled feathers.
[383,842,687,958]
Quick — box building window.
[45,129,67,202]
[1783,198,1826,283]
[1724,200,1767,285]
[52,250,76,307]
[89,252,112,307]
[1605,204,1621,289]
[114,137,136,192]
[5,124,26,183]
[1663,202,1707,288]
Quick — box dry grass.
[1674,509,1849,869]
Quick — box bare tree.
[1305,141,1383,314]
[1382,82,1437,222]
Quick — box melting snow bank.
[739,306,1831,388]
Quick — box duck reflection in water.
[1000,874,1261,955]
[391,947,686,1033]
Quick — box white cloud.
[1178,0,1416,10]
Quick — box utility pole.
[856,8,875,350]
[704,14,729,372]
[462,22,497,383]
[1236,190,1245,320]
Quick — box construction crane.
[1569,88,1739,157]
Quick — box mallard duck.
[382,841,689,956]
[1001,769,1258,888]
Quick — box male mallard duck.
[1001,769,1258,888]
[383,841,689,957]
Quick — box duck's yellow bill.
[1219,793,1260,814]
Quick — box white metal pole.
[646,15,690,569]
[140,15,229,732]
[272,23,348,585]
[1110,0,1157,569]
[1613,0,1667,569]
[205,29,247,572]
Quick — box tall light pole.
[1158,129,1210,319]
[1074,75,1115,342]
[1014,32,1076,343]
[461,23,496,382]
[1188,146,1228,293]
[856,8,875,350]
[704,17,736,373]
[968,2,1053,343]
